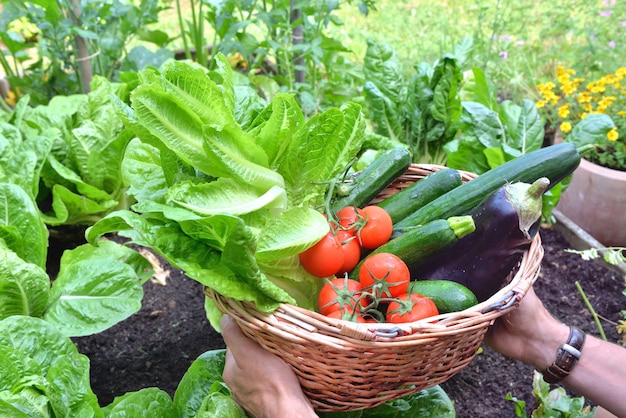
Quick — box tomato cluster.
[299,205,393,278]
[299,206,439,324]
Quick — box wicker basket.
[207,163,544,412]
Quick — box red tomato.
[299,232,344,277]
[325,309,367,323]
[358,253,410,299]
[335,206,365,235]
[318,277,368,316]
[385,293,439,323]
[335,230,361,274]
[358,206,393,249]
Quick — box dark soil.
[73,225,625,416]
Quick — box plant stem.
[176,0,193,61]
[575,281,606,341]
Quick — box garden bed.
[73,224,625,416]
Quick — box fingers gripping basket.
[207,163,544,412]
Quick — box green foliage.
[0,0,173,105]
[1,77,133,226]
[507,371,595,417]
[333,0,625,104]
[0,316,104,417]
[87,55,368,323]
[182,0,377,115]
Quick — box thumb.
[220,315,253,355]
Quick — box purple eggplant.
[412,177,550,302]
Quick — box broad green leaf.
[0,387,49,418]
[0,183,48,267]
[174,350,232,418]
[444,136,491,174]
[202,124,285,192]
[88,211,292,312]
[0,316,103,418]
[131,83,214,175]
[159,59,236,127]
[363,39,405,101]
[45,154,114,201]
[60,240,153,284]
[261,257,324,311]
[167,179,287,216]
[46,354,103,417]
[44,256,143,337]
[86,210,159,248]
[317,385,455,418]
[362,81,404,141]
[460,67,498,111]
[566,113,615,148]
[430,56,462,126]
[103,388,175,417]
[0,244,49,319]
[250,93,304,168]
[121,138,168,204]
[360,385,455,417]
[461,102,505,148]
[233,85,268,131]
[195,392,247,418]
[506,99,544,153]
[256,207,329,261]
[332,102,366,175]
[279,107,348,206]
[43,184,118,226]
[177,214,242,251]
[132,81,284,192]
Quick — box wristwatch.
[542,326,586,384]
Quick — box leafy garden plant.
[0,0,173,106]
[192,0,377,115]
[537,66,625,171]
[1,77,133,226]
[506,371,595,417]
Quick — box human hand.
[220,315,317,418]
[485,286,569,370]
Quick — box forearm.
[522,321,626,417]
[561,335,626,417]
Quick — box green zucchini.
[377,168,463,224]
[330,147,411,213]
[393,143,580,234]
[351,215,475,278]
[408,280,478,313]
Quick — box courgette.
[330,147,411,213]
[377,168,463,223]
[408,280,478,313]
[393,143,580,234]
[351,215,475,279]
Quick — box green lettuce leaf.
[43,242,145,337]
[0,183,48,268]
[103,388,176,417]
[0,316,103,417]
[0,242,49,320]
[167,179,287,216]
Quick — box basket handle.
[481,290,518,313]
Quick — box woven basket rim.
[207,232,542,344]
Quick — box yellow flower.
[4,90,17,107]
[558,103,570,118]
[536,100,547,108]
[560,121,572,133]
[607,128,619,141]
[577,91,592,103]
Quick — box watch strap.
[542,326,586,384]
